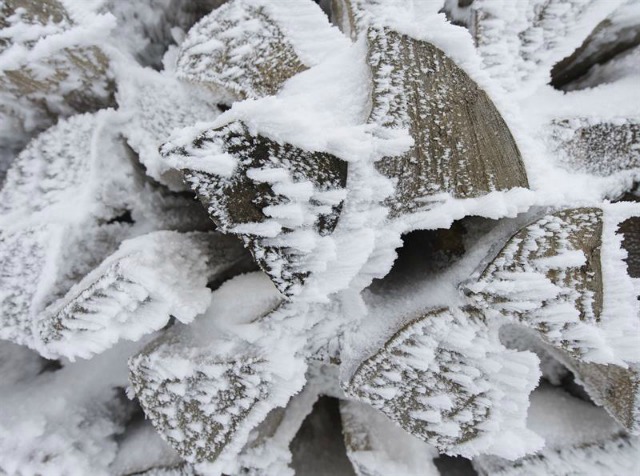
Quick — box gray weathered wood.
[343,306,539,458]
[366,26,528,218]
[466,207,640,432]
[165,121,348,296]
[0,0,114,112]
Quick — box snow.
[1,0,640,473]
[474,386,640,475]
[38,231,249,360]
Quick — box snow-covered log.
[364,25,529,218]
[37,231,249,360]
[128,273,308,474]
[163,122,348,297]
[470,0,625,94]
[342,306,542,460]
[0,112,213,349]
[466,204,640,431]
[0,0,114,133]
[176,0,346,99]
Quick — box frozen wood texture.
[177,0,344,99]
[0,113,211,349]
[470,0,624,92]
[0,0,113,113]
[343,307,541,459]
[165,121,348,296]
[128,273,305,472]
[37,231,248,359]
[366,26,528,217]
[467,206,640,431]
[549,118,640,176]
[468,208,605,358]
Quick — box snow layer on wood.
[474,386,639,476]
[466,205,640,366]
[110,419,184,475]
[164,121,348,297]
[176,0,348,99]
[0,113,136,348]
[237,378,322,476]
[548,117,640,176]
[365,25,529,218]
[343,307,543,460]
[0,340,143,476]
[471,0,625,96]
[164,11,538,300]
[0,109,217,350]
[37,231,248,360]
[129,272,309,475]
[339,399,440,476]
[0,112,134,227]
[0,0,115,116]
[117,67,222,191]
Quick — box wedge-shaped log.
[548,118,640,176]
[470,0,625,93]
[343,307,542,459]
[177,0,346,99]
[0,0,113,115]
[37,231,249,360]
[366,26,529,217]
[340,399,440,476]
[466,205,640,431]
[164,121,348,296]
[473,386,639,476]
[129,273,307,474]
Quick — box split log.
[0,0,114,113]
[342,306,542,459]
[466,205,640,431]
[37,231,249,360]
[163,121,348,297]
[128,273,306,473]
[365,26,528,218]
[176,0,345,99]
